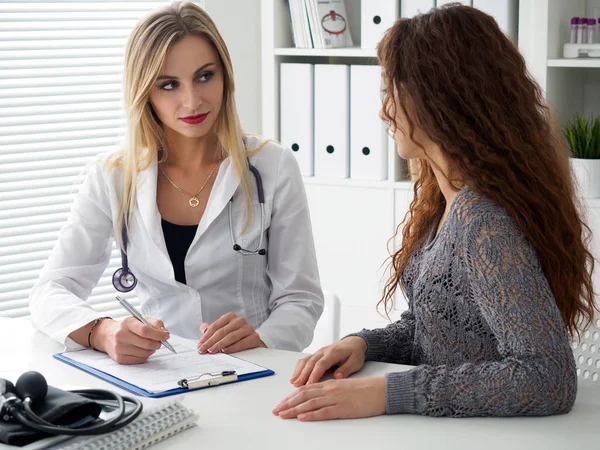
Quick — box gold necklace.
[160,161,219,208]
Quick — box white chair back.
[303,290,341,354]
[572,317,600,388]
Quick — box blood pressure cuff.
[0,386,102,447]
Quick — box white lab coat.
[29,136,324,351]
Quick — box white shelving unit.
[519,2,600,199]
[261,0,600,335]
[274,47,377,57]
[547,58,600,68]
[261,0,409,334]
[519,0,600,356]
[519,0,600,123]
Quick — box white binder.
[280,63,314,176]
[436,0,471,5]
[472,0,518,41]
[360,0,399,49]
[314,64,350,178]
[350,65,388,180]
[401,0,434,18]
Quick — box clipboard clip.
[177,370,238,389]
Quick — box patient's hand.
[273,377,386,421]
[289,336,368,387]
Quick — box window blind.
[0,1,203,318]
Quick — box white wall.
[204,0,262,134]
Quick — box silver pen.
[115,296,177,354]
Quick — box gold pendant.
[189,197,200,208]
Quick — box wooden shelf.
[547,59,600,68]
[274,47,377,58]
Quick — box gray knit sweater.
[352,186,577,417]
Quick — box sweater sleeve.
[345,307,416,365]
[384,214,577,417]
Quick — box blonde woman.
[29,2,323,364]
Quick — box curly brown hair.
[378,4,596,337]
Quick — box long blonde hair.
[109,1,256,245]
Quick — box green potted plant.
[564,113,600,198]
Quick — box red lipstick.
[179,113,209,125]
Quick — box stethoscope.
[112,162,266,293]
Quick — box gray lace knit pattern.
[352,186,577,417]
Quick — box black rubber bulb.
[15,371,48,407]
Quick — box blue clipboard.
[53,352,275,398]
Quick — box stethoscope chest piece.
[112,266,137,293]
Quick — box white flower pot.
[570,158,600,198]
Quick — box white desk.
[1,318,599,450]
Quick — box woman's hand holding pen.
[93,317,170,365]
[197,312,266,354]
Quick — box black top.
[161,219,198,285]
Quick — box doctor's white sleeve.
[256,149,324,351]
[29,161,114,348]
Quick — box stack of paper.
[55,335,272,397]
